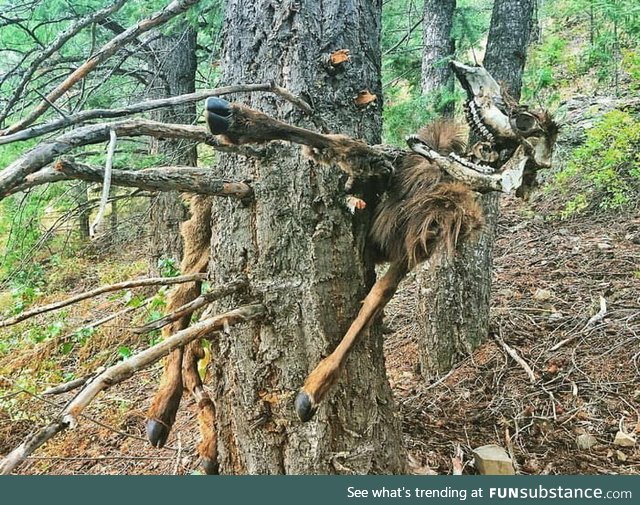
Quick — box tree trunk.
[417,0,535,376]
[207,0,405,474]
[421,0,456,115]
[484,0,536,101]
[147,27,197,273]
[75,182,90,239]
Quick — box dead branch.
[494,330,537,384]
[89,129,117,236]
[132,279,248,334]
[0,119,261,198]
[42,371,103,396]
[0,303,265,475]
[2,0,203,135]
[15,160,253,199]
[0,273,208,328]
[549,296,607,351]
[0,82,312,146]
[451,444,464,475]
[0,0,127,124]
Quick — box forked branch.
[0,82,312,146]
[0,303,266,475]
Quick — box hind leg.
[182,339,218,474]
[146,347,184,447]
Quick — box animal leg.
[146,195,211,448]
[295,261,408,422]
[146,347,184,447]
[182,339,218,475]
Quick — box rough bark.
[421,0,456,115]
[417,0,535,376]
[75,182,90,239]
[484,0,536,102]
[207,0,405,474]
[147,27,197,272]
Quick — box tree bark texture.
[417,0,535,376]
[207,0,405,474]
[148,27,197,271]
[421,0,456,114]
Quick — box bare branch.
[494,331,537,384]
[0,83,312,146]
[2,0,202,135]
[132,279,248,334]
[0,273,208,328]
[0,0,127,124]
[0,303,265,475]
[43,373,100,396]
[89,129,117,236]
[0,119,261,198]
[549,296,608,351]
[7,161,254,199]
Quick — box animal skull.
[409,61,558,195]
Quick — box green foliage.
[531,0,640,93]
[25,320,65,344]
[157,257,180,277]
[622,49,640,89]
[383,93,436,147]
[453,0,493,55]
[381,0,423,89]
[554,110,640,217]
[523,36,569,102]
[118,346,132,359]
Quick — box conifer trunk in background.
[421,0,456,116]
[148,28,197,272]
[206,0,405,474]
[417,0,535,376]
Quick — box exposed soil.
[386,197,640,475]
[1,197,639,475]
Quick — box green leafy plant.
[157,257,180,278]
[554,109,640,217]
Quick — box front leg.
[294,261,408,421]
[205,97,393,182]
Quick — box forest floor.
[1,196,639,475]
[386,196,640,475]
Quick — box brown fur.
[146,195,218,471]
[223,105,393,181]
[415,119,468,155]
[370,121,483,268]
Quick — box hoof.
[294,391,317,422]
[146,419,170,448]
[205,97,232,134]
[201,457,219,475]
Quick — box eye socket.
[511,112,540,135]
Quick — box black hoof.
[201,457,219,475]
[294,391,317,422]
[205,97,232,135]
[146,419,170,448]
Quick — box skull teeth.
[449,153,496,175]
[465,101,495,143]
